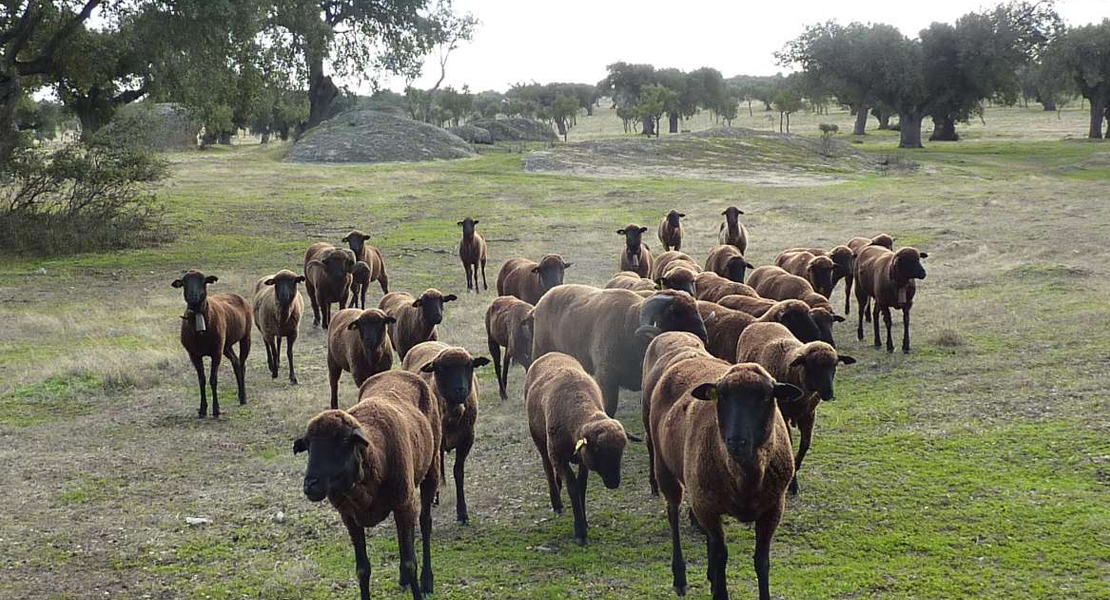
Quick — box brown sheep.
[717,293,777,317]
[737,322,855,496]
[774,250,836,298]
[658,210,685,251]
[252,270,305,384]
[350,261,372,310]
[403,341,490,524]
[651,250,699,281]
[695,271,759,303]
[656,263,699,297]
[173,270,252,418]
[341,229,389,295]
[605,271,657,292]
[717,205,748,253]
[485,296,535,400]
[327,308,395,409]
[525,352,629,545]
[457,217,488,292]
[617,223,654,278]
[379,289,458,360]
[697,298,825,362]
[844,233,896,318]
[532,287,709,416]
[650,358,802,600]
[294,370,440,600]
[854,245,928,354]
[304,242,356,328]
[496,254,572,305]
[705,244,755,283]
[746,265,845,346]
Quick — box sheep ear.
[264,278,276,286]
[563,262,573,269]
[574,438,587,454]
[833,315,846,322]
[383,316,397,324]
[639,226,648,233]
[530,266,540,273]
[773,383,804,403]
[420,361,436,373]
[678,213,685,217]
[347,321,359,331]
[341,235,350,242]
[720,209,727,215]
[472,219,479,225]
[654,278,665,289]
[617,229,626,235]
[411,298,422,308]
[738,209,745,214]
[690,383,718,402]
[745,260,756,268]
[350,428,370,448]
[205,275,218,284]
[361,234,371,241]
[293,437,308,454]
[625,432,643,443]
[919,252,928,259]
[790,355,807,367]
[472,357,491,368]
[839,355,857,365]
[296,275,306,283]
[457,221,464,226]
[171,279,184,288]
[443,294,458,302]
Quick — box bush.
[0,128,170,256]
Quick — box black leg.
[488,338,505,400]
[190,354,207,418]
[540,451,563,514]
[647,431,658,496]
[872,303,882,348]
[562,463,587,545]
[883,307,894,353]
[454,441,471,524]
[208,354,221,418]
[225,346,246,405]
[263,337,275,377]
[481,259,487,291]
[343,514,372,600]
[668,502,688,596]
[753,508,782,600]
[706,519,729,600]
[286,335,298,384]
[843,275,852,316]
[902,307,912,354]
[419,472,436,594]
[395,513,422,600]
[790,415,814,496]
[329,360,341,409]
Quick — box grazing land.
[1,106,1108,600]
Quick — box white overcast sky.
[369,0,1108,93]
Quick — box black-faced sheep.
[525,352,628,545]
[658,210,685,251]
[650,359,802,600]
[774,250,836,298]
[252,270,305,384]
[294,370,440,600]
[532,287,708,416]
[737,322,855,495]
[458,217,488,292]
[746,265,845,346]
[496,255,572,305]
[304,242,356,328]
[379,289,458,360]
[342,230,389,295]
[697,298,825,362]
[350,261,372,310]
[485,296,535,400]
[717,206,748,253]
[403,341,490,524]
[327,308,395,409]
[618,223,654,279]
[173,270,252,418]
[854,245,928,353]
[843,233,895,317]
[695,271,759,303]
[705,244,755,283]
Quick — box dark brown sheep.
[304,242,356,328]
[605,271,657,292]
[618,223,654,279]
[737,322,855,495]
[695,271,759,303]
[717,206,748,253]
[342,230,389,295]
[658,210,685,251]
[697,298,825,362]
[854,245,928,353]
[457,217,488,292]
[485,296,535,400]
[403,341,490,524]
[780,245,855,313]
[294,370,440,600]
[379,289,458,360]
[650,359,802,600]
[532,287,709,416]
[525,352,629,545]
[350,261,372,310]
[651,250,698,281]
[327,308,395,409]
[173,270,252,418]
[843,233,895,317]
[774,250,836,298]
[252,270,305,384]
[656,263,699,297]
[717,293,777,317]
[705,244,755,283]
[496,254,572,305]
[746,265,845,346]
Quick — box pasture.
[1,105,1108,600]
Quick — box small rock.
[34,268,46,275]
[185,517,211,526]
[274,511,285,523]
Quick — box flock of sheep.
[170,209,928,600]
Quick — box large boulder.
[467,118,557,142]
[446,124,492,144]
[289,110,476,164]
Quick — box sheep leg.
[488,338,505,400]
[901,307,912,354]
[882,307,894,353]
[262,336,275,377]
[843,274,852,316]
[464,263,473,291]
[419,471,436,594]
[394,512,421,600]
[360,285,367,310]
[378,272,389,295]
[208,353,222,418]
[666,501,688,596]
[539,448,564,515]
[223,346,246,405]
[434,449,444,506]
[271,336,281,378]
[453,440,472,524]
[596,370,621,417]
[190,354,207,418]
[855,287,867,341]
[308,286,321,327]
[561,463,588,545]
[480,258,487,291]
[328,358,342,410]
[872,303,882,348]
[789,414,815,496]
[753,507,782,600]
[320,293,331,329]
[504,355,514,397]
[342,514,372,600]
[286,334,298,384]
[646,432,659,496]
[704,516,729,600]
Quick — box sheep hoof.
[575,535,588,546]
[270,371,278,379]
[902,346,911,355]
[197,410,206,419]
[788,479,800,496]
[290,378,298,385]
[553,506,564,516]
[456,514,469,525]
[674,584,688,597]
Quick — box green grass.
[1,105,1109,599]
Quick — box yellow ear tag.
[575,438,587,453]
[707,387,719,401]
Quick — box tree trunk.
[306,52,339,129]
[584,103,594,116]
[260,131,271,144]
[898,111,924,148]
[874,106,892,130]
[852,103,869,135]
[218,131,232,145]
[668,111,679,133]
[641,115,655,136]
[747,100,753,117]
[556,117,567,136]
[779,112,784,132]
[785,112,791,133]
[1088,95,1105,139]
[0,71,21,166]
[928,115,959,141]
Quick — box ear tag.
[707,387,719,401]
[574,438,587,453]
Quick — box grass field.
[1,105,1108,600]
